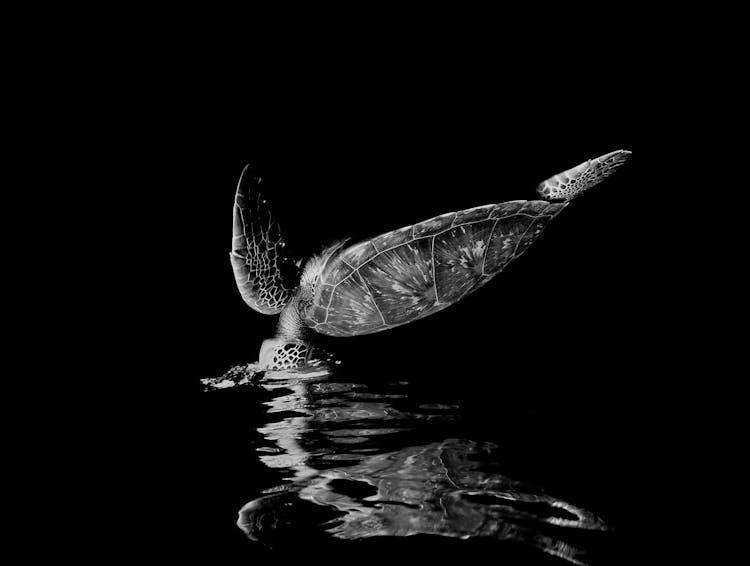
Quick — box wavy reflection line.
[239,439,606,565]
[232,369,607,565]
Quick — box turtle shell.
[302,200,567,336]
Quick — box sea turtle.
[231,150,631,370]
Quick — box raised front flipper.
[230,165,298,314]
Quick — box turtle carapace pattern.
[230,150,631,370]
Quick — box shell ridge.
[481,218,501,276]
[431,234,440,305]
[510,216,541,259]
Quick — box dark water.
[186,356,635,565]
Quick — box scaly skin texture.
[536,150,630,201]
[259,336,311,369]
[257,255,324,370]
[230,165,296,314]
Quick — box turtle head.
[259,338,311,370]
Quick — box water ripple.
[204,365,611,565]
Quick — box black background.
[152,61,670,392]
[100,38,683,564]
[10,6,722,561]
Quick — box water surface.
[198,363,622,565]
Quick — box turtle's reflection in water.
[217,368,609,565]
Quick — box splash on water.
[200,360,334,390]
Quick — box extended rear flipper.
[537,149,631,201]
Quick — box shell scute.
[316,283,335,308]
[325,271,384,334]
[545,202,568,217]
[323,260,354,286]
[308,305,328,324]
[518,200,550,215]
[490,200,526,219]
[484,213,540,275]
[452,204,494,226]
[413,212,457,238]
[314,322,339,336]
[434,219,496,303]
[372,225,413,252]
[358,239,436,325]
[340,241,377,268]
